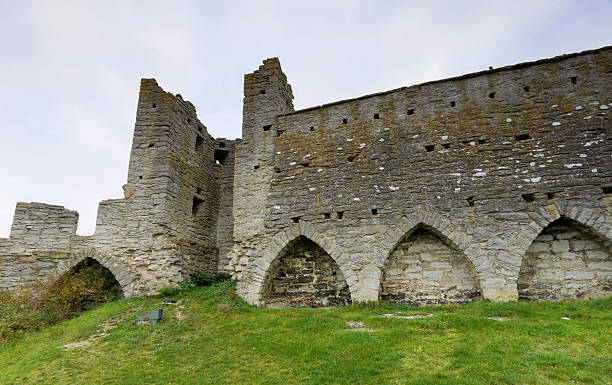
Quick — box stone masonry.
[1,46,611,307]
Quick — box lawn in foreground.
[1,282,610,385]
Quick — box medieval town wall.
[229,47,612,306]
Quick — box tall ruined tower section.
[230,59,294,281]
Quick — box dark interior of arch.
[518,217,611,301]
[58,257,124,311]
[261,236,351,308]
[380,226,481,305]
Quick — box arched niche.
[380,225,481,305]
[518,217,611,300]
[261,235,351,308]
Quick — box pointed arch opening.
[518,217,611,300]
[261,236,351,308]
[54,257,124,313]
[380,224,481,305]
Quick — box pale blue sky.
[0,0,611,236]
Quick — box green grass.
[1,282,610,384]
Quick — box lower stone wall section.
[380,227,481,305]
[518,219,612,300]
[261,236,351,308]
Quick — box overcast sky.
[0,0,610,236]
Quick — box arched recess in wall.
[260,235,352,308]
[54,248,135,297]
[518,217,611,300]
[60,257,124,300]
[380,224,482,305]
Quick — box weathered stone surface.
[1,47,611,307]
[518,218,611,300]
[261,236,351,308]
[380,227,481,305]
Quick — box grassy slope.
[1,282,610,385]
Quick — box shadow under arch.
[518,215,611,300]
[259,235,352,308]
[54,248,136,297]
[380,223,482,305]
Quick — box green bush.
[0,258,122,343]
[179,272,232,290]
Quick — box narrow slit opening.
[515,133,532,141]
[571,76,577,84]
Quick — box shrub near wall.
[0,258,122,342]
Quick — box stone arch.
[54,248,136,297]
[513,201,611,262]
[246,225,357,306]
[518,215,611,300]
[260,235,351,308]
[380,221,482,305]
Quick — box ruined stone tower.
[1,46,611,307]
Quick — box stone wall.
[230,46,612,306]
[262,236,351,308]
[1,79,237,296]
[518,218,611,300]
[380,226,481,305]
[1,46,610,305]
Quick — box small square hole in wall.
[138,175,142,180]
[602,186,612,195]
[274,167,281,173]
[442,143,451,149]
[489,92,496,99]
[371,208,378,215]
[347,156,355,162]
[192,196,204,216]
[276,129,285,136]
[196,187,202,194]
[342,118,348,124]
[523,86,530,92]
[450,101,456,107]
[515,133,532,141]
[263,125,272,131]
[214,149,228,165]
[425,145,435,152]
[260,89,266,94]
[466,196,475,207]
[478,139,486,144]
[291,216,300,223]
[309,126,314,131]
[374,113,380,119]
[407,109,414,115]
[253,164,260,170]
[195,135,203,150]
[152,103,156,108]
[337,211,344,219]
[546,192,555,199]
[522,193,535,203]
[148,143,154,148]
[323,212,331,219]
[571,76,577,84]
